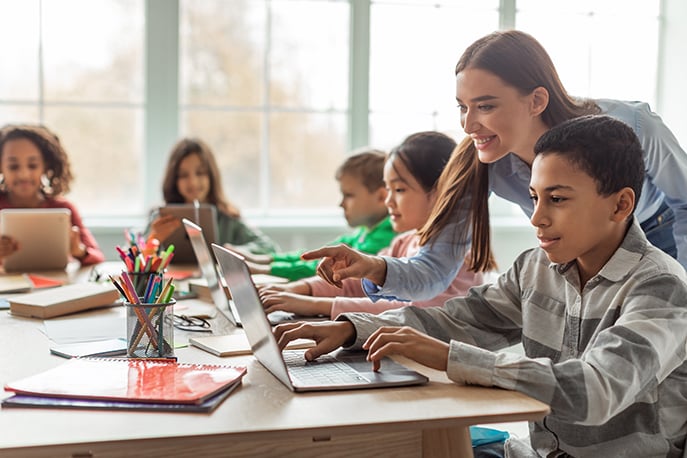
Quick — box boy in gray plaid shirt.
[275,115,687,457]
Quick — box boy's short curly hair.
[0,124,73,196]
[534,115,645,213]
[335,149,387,193]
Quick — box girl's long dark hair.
[162,138,240,218]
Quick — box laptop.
[182,218,297,327]
[0,208,71,272]
[211,243,429,392]
[159,203,218,264]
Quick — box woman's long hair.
[456,30,599,128]
[417,137,496,272]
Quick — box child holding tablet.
[148,137,278,255]
[0,124,105,267]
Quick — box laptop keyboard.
[283,351,369,386]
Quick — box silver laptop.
[183,219,296,327]
[211,243,429,392]
[0,208,71,272]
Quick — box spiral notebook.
[3,358,247,405]
[1,383,241,413]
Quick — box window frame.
[1,0,682,229]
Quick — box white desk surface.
[0,268,549,458]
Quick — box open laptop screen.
[183,218,240,326]
[211,243,429,392]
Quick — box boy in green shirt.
[233,150,395,281]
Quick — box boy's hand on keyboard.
[362,326,449,372]
[273,321,355,361]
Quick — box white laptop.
[0,208,71,272]
[182,218,296,327]
[211,243,429,392]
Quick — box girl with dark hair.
[259,131,486,318]
[0,124,105,266]
[148,137,278,255]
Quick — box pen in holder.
[109,271,177,360]
[115,235,175,296]
[125,297,176,359]
[128,271,165,298]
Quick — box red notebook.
[4,358,247,405]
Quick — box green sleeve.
[267,218,395,281]
[269,236,346,280]
[269,259,319,281]
[348,217,396,254]
[272,250,305,263]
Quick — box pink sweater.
[304,231,485,318]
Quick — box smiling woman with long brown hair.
[302,29,687,302]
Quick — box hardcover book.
[8,283,120,319]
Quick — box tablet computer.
[158,203,218,265]
[0,208,71,272]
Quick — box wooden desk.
[0,287,549,457]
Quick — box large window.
[517,0,660,106]
[0,0,144,216]
[0,0,663,225]
[179,0,349,215]
[368,0,499,147]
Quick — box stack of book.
[8,282,120,319]
[3,357,247,413]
